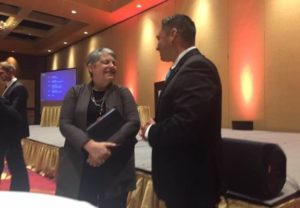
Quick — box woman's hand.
[84,140,116,167]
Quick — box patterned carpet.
[0,164,56,194]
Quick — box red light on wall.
[123,60,138,101]
[124,73,137,101]
[229,0,264,121]
[241,65,253,105]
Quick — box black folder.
[87,107,124,141]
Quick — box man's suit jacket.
[0,97,22,144]
[3,80,29,138]
[148,49,222,203]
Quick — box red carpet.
[0,165,56,194]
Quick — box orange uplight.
[229,0,264,121]
[123,59,138,101]
[241,65,253,105]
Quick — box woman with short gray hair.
[56,48,140,208]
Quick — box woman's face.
[88,52,117,90]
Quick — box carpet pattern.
[0,164,56,194]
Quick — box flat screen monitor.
[40,68,76,102]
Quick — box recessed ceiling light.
[84,31,88,35]
[0,20,6,30]
[64,41,68,45]
[71,10,77,14]
[48,49,52,52]
[136,4,142,8]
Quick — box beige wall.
[228,0,265,129]
[264,0,300,131]
[47,0,300,132]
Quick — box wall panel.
[45,0,300,132]
[264,0,300,131]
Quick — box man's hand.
[83,140,116,167]
[139,118,156,140]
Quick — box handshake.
[137,118,156,141]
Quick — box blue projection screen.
[41,68,76,102]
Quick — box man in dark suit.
[140,14,222,208]
[0,61,29,191]
[0,97,22,181]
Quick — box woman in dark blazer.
[56,48,140,208]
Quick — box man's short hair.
[0,61,16,74]
[161,14,196,45]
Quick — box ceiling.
[0,0,167,55]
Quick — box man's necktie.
[165,68,174,81]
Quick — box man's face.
[0,68,12,82]
[156,28,173,62]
